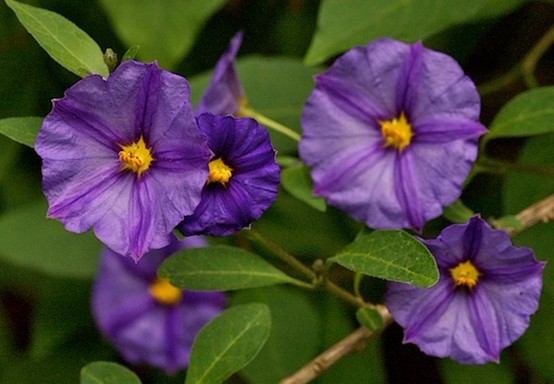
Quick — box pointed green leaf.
[305,0,524,65]
[121,45,140,62]
[355,307,384,331]
[0,201,101,279]
[158,245,296,291]
[281,163,326,212]
[185,303,271,384]
[99,0,225,69]
[0,117,42,148]
[486,87,554,140]
[5,0,108,77]
[330,229,438,287]
[80,361,141,384]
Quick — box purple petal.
[36,60,210,261]
[413,115,486,143]
[92,239,226,373]
[395,41,423,115]
[180,114,279,236]
[387,216,544,364]
[197,32,244,116]
[299,38,484,230]
[405,45,482,122]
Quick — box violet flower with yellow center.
[92,236,226,373]
[35,60,211,261]
[179,113,280,236]
[299,38,487,230]
[385,216,544,364]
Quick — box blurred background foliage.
[0,0,553,383]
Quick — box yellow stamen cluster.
[118,136,153,176]
[208,158,233,185]
[379,112,413,151]
[148,278,182,305]
[449,260,480,289]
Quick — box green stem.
[246,230,316,280]
[246,230,369,308]
[239,105,301,142]
[475,157,554,177]
[521,24,554,89]
[478,24,554,96]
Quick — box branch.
[503,194,554,237]
[279,306,393,384]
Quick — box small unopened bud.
[103,48,118,72]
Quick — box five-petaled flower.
[299,38,487,230]
[92,236,226,373]
[35,60,211,261]
[385,216,544,364]
[179,113,280,236]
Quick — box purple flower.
[35,60,211,261]
[385,216,544,364]
[197,32,244,116]
[92,236,226,373]
[179,113,280,236]
[299,38,487,230]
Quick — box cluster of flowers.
[35,33,544,372]
[35,32,278,371]
[300,37,544,365]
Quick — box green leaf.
[355,307,383,331]
[442,199,474,223]
[0,117,42,148]
[330,229,438,287]
[158,245,295,291]
[486,87,554,140]
[305,0,522,65]
[232,286,321,384]
[99,0,225,69]
[0,201,101,279]
[5,0,108,77]
[80,362,141,384]
[281,163,326,212]
[121,45,140,62]
[185,303,271,384]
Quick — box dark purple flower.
[197,32,244,116]
[35,60,211,261]
[179,113,280,236]
[299,38,487,230]
[385,216,544,364]
[92,236,226,373]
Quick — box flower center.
[118,136,153,175]
[148,277,182,305]
[208,158,233,185]
[379,112,413,151]
[449,260,480,289]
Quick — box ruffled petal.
[405,45,482,122]
[180,114,279,236]
[387,216,544,364]
[36,60,210,261]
